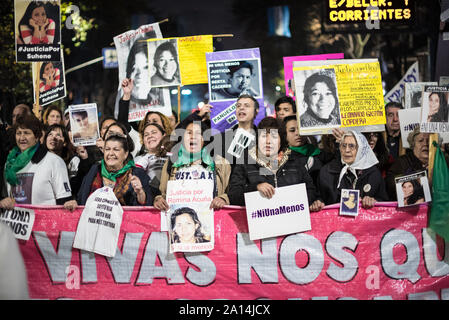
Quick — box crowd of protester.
[1,78,449,214]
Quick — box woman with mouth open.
[154,118,231,211]
[228,117,324,212]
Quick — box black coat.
[317,158,388,205]
[228,148,321,206]
[77,163,155,206]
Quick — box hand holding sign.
[0,197,15,210]
[121,78,134,101]
[130,174,143,193]
[257,182,275,199]
[361,196,376,209]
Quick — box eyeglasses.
[340,143,357,151]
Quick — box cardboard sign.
[69,103,100,146]
[398,107,421,148]
[244,183,311,240]
[404,82,438,109]
[0,207,35,240]
[395,171,432,208]
[32,58,66,107]
[166,178,214,253]
[420,86,449,133]
[227,128,256,158]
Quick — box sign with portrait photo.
[166,179,214,253]
[206,48,265,133]
[244,183,311,241]
[69,103,100,146]
[32,58,66,106]
[147,38,182,88]
[395,171,431,208]
[293,59,385,135]
[404,82,438,109]
[339,189,359,217]
[420,86,449,133]
[15,0,61,62]
[113,23,172,121]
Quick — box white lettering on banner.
[30,228,449,297]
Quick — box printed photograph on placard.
[339,189,359,217]
[294,68,341,130]
[395,171,431,208]
[147,38,181,88]
[404,82,437,109]
[421,86,449,123]
[14,0,61,62]
[208,59,262,102]
[32,59,66,106]
[69,103,100,146]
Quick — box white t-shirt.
[6,151,72,205]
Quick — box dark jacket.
[317,158,388,205]
[77,163,155,206]
[228,148,321,206]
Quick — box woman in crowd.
[283,115,322,184]
[134,122,168,190]
[401,179,425,206]
[317,130,388,208]
[44,123,75,166]
[300,71,341,128]
[151,40,180,87]
[42,105,63,126]
[153,118,231,211]
[18,1,55,44]
[386,127,431,200]
[170,207,210,244]
[0,114,75,210]
[426,91,448,123]
[228,117,324,211]
[362,131,390,177]
[77,134,153,206]
[275,96,296,120]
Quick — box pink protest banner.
[283,53,344,97]
[16,203,449,300]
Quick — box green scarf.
[172,145,215,171]
[101,159,135,182]
[289,144,321,157]
[5,144,39,186]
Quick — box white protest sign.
[166,177,214,253]
[0,207,35,240]
[227,128,255,158]
[384,61,419,104]
[395,171,431,208]
[69,103,100,147]
[244,183,311,241]
[398,107,422,148]
[420,85,449,133]
[73,187,123,258]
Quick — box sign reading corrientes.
[327,0,414,24]
[15,203,449,300]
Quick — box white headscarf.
[337,131,379,188]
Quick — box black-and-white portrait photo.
[296,68,341,130]
[209,59,261,101]
[404,82,437,109]
[148,38,181,88]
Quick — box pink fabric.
[17,204,449,300]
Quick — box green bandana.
[101,159,135,182]
[172,145,215,171]
[5,144,39,186]
[289,144,321,157]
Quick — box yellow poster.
[147,35,213,86]
[293,61,385,134]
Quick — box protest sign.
[283,53,344,97]
[0,207,35,241]
[73,187,123,258]
[244,184,311,240]
[293,59,385,135]
[32,58,66,107]
[420,86,449,133]
[339,189,359,217]
[69,103,100,146]
[113,23,172,121]
[398,107,421,148]
[404,82,438,109]
[166,179,214,253]
[384,61,419,104]
[207,48,265,132]
[147,38,182,88]
[15,0,62,62]
[176,35,213,85]
[102,47,118,69]
[395,171,431,208]
[227,128,256,159]
[18,203,449,300]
